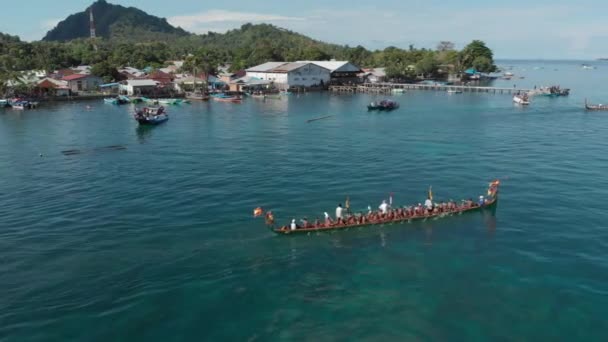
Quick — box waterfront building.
[36,78,70,96]
[359,68,386,83]
[120,79,158,96]
[229,76,272,92]
[61,74,103,93]
[296,60,361,84]
[246,62,330,89]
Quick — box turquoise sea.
[2,60,608,341]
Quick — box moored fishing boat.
[391,88,406,93]
[211,93,242,103]
[104,96,129,105]
[447,89,462,94]
[10,100,37,109]
[261,180,500,235]
[185,91,210,101]
[133,106,168,125]
[157,98,179,105]
[368,99,399,111]
[0,99,10,107]
[530,86,569,97]
[513,93,530,105]
[584,99,608,111]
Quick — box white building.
[120,79,158,95]
[297,60,361,83]
[245,62,330,89]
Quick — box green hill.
[42,0,189,42]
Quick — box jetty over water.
[330,83,532,95]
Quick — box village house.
[120,79,158,96]
[360,68,387,83]
[36,78,70,96]
[219,69,246,85]
[118,67,146,79]
[245,62,330,89]
[228,76,272,92]
[149,70,174,85]
[61,74,103,93]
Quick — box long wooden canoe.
[585,99,608,111]
[268,181,499,235]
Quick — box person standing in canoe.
[336,204,344,223]
[379,200,389,215]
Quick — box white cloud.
[168,10,305,33]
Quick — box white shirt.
[290,221,296,230]
[379,202,388,214]
[424,199,433,209]
[336,206,343,219]
[324,212,330,219]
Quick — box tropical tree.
[459,40,496,72]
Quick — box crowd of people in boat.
[274,194,494,231]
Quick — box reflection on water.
[136,125,154,143]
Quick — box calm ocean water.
[1,60,608,341]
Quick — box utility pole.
[89,8,98,51]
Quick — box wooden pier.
[330,83,531,95]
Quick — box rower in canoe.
[266,180,500,235]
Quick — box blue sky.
[2,0,607,59]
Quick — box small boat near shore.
[368,99,399,111]
[211,93,242,103]
[157,98,180,105]
[185,92,210,101]
[264,180,500,235]
[10,100,38,109]
[133,106,168,125]
[513,93,530,105]
[447,89,462,94]
[584,99,608,111]
[104,96,129,105]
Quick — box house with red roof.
[62,74,103,93]
[149,70,174,85]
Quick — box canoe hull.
[270,197,498,235]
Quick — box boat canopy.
[464,68,479,75]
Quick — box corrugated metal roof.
[297,61,361,73]
[126,79,158,87]
[62,74,90,81]
[246,62,287,72]
[271,62,308,72]
[231,76,272,85]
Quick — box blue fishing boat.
[134,106,168,125]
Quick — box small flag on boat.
[253,207,264,217]
[428,186,433,201]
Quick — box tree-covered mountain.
[2,2,496,84]
[42,0,189,42]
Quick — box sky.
[2,0,608,59]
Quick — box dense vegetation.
[43,0,188,42]
[1,1,497,86]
